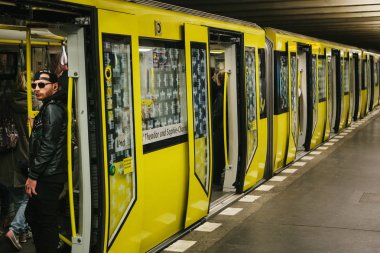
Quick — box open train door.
[353,53,360,121]
[369,55,375,111]
[184,23,212,228]
[287,41,298,162]
[297,43,313,151]
[331,49,342,132]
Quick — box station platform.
[164,109,380,253]
[1,110,380,253]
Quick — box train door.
[242,36,267,192]
[264,37,274,179]
[325,50,333,141]
[369,56,375,111]
[374,59,380,106]
[348,55,355,125]
[340,54,350,129]
[374,58,379,107]
[208,28,243,199]
[64,28,93,253]
[287,42,298,163]
[331,49,341,133]
[353,53,360,121]
[297,44,312,151]
[361,55,369,118]
[183,23,212,227]
[317,54,328,144]
[272,46,290,171]
[361,57,368,118]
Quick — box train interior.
[0,12,93,251]
[297,48,307,151]
[330,52,338,133]
[208,29,242,202]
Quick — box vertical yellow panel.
[243,33,266,190]
[184,23,212,228]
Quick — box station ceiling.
[158,0,380,52]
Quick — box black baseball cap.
[33,69,58,83]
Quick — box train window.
[139,39,187,152]
[102,34,136,240]
[190,42,210,191]
[258,48,267,118]
[245,47,258,167]
[362,60,367,89]
[274,51,289,114]
[0,52,17,95]
[318,56,327,102]
[290,52,298,139]
[344,58,350,94]
[366,60,370,89]
[375,62,379,86]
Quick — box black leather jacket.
[29,91,67,182]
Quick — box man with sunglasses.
[24,69,67,253]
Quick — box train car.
[0,0,270,252]
[1,1,379,253]
[265,28,334,172]
[264,28,364,174]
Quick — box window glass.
[318,56,326,101]
[367,60,371,89]
[258,48,267,118]
[375,62,379,86]
[245,47,257,169]
[349,58,355,115]
[344,58,350,94]
[362,60,367,89]
[102,34,135,241]
[290,53,298,139]
[191,42,210,191]
[274,51,288,114]
[139,40,187,151]
[312,55,317,130]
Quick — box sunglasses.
[31,82,52,89]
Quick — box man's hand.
[25,178,38,197]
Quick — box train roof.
[265,27,363,53]
[132,0,261,29]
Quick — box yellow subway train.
[0,1,379,253]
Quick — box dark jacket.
[0,91,33,187]
[29,90,67,182]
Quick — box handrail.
[0,39,61,46]
[223,72,229,167]
[59,234,73,247]
[0,24,27,31]
[31,33,65,42]
[67,77,77,238]
[26,29,32,134]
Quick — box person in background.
[0,71,37,250]
[212,71,226,191]
[24,69,67,253]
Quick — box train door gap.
[208,29,242,203]
[332,50,341,132]
[296,47,307,152]
[353,53,360,121]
